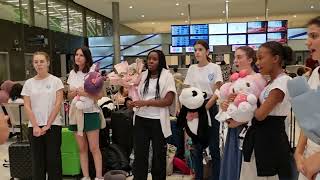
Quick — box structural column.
[112,2,121,65]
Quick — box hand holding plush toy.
[216,70,266,123]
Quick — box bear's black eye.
[246,82,250,87]
[232,88,235,93]
[192,90,198,97]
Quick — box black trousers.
[133,116,167,180]
[28,125,62,180]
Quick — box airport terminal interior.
[0,0,319,179]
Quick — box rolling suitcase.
[8,141,32,179]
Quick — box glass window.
[86,10,96,37]
[48,0,67,33]
[34,0,47,28]
[96,16,103,36]
[0,0,21,23]
[68,4,83,36]
[21,0,30,24]
[103,19,113,36]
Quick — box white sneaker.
[81,177,91,180]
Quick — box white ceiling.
[74,0,320,33]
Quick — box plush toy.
[97,97,116,118]
[287,76,320,180]
[177,87,211,146]
[216,70,267,123]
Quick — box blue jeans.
[191,105,221,180]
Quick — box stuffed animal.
[216,70,267,123]
[97,97,116,118]
[177,87,211,146]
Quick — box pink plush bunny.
[216,70,267,123]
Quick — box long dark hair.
[194,40,211,62]
[9,83,23,101]
[73,46,93,73]
[143,50,167,99]
[260,41,293,67]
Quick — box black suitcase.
[8,141,32,179]
[110,108,133,159]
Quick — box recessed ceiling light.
[176,2,179,6]
[219,19,223,22]
[225,0,229,2]
[129,6,133,9]
[180,12,184,16]
[293,15,297,18]
[256,17,259,20]
[185,20,188,23]
[222,10,225,14]
[310,5,314,9]
[151,22,155,24]
[141,14,145,17]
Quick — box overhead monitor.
[228,34,247,45]
[267,32,287,44]
[171,36,189,47]
[190,24,209,35]
[171,25,189,36]
[247,44,261,51]
[267,20,288,32]
[169,46,183,53]
[209,23,227,34]
[209,35,228,46]
[247,21,267,33]
[185,46,195,53]
[189,35,209,46]
[288,28,307,40]
[228,22,247,34]
[248,33,267,44]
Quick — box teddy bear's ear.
[202,92,207,99]
[192,90,198,97]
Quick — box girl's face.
[75,49,86,68]
[306,24,320,60]
[194,44,209,62]
[256,46,278,75]
[147,52,159,73]
[234,49,252,71]
[33,54,49,74]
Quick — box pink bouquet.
[107,58,144,101]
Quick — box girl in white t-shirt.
[67,47,104,180]
[294,16,320,180]
[184,40,223,180]
[239,42,294,180]
[21,51,64,180]
[129,50,176,180]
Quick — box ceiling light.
[222,10,225,14]
[219,19,223,22]
[141,14,145,17]
[180,12,184,16]
[151,22,155,24]
[176,2,179,6]
[39,2,46,5]
[293,15,297,18]
[129,6,133,8]
[310,5,314,9]
[225,0,229,2]
[185,20,188,23]
[5,0,19,2]
[256,17,259,20]
[21,3,27,6]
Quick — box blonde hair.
[33,51,50,62]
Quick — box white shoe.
[81,177,91,180]
[94,178,104,180]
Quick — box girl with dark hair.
[238,41,294,180]
[220,46,258,180]
[129,50,177,180]
[8,83,23,103]
[184,40,223,180]
[67,47,104,180]
[294,16,320,180]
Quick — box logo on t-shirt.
[46,84,51,89]
[208,73,215,82]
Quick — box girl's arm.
[24,96,39,128]
[43,89,63,130]
[294,131,307,173]
[133,92,174,108]
[255,88,284,121]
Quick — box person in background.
[67,47,104,180]
[219,46,258,180]
[236,41,295,180]
[129,50,176,180]
[0,112,9,144]
[184,40,223,180]
[8,83,24,104]
[113,86,128,107]
[21,51,64,180]
[294,16,320,180]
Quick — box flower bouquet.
[107,58,144,101]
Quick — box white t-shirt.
[184,63,223,98]
[259,73,292,116]
[67,70,100,113]
[21,74,64,127]
[136,78,160,119]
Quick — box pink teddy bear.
[216,70,267,123]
